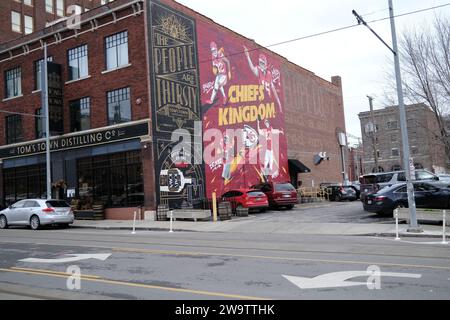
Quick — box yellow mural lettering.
[218,102,276,126]
[228,85,265,103]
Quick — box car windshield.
[46,200,70,208]
[274,183,295,192]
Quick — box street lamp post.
[40,43,52,200]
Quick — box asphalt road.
[254,200,394,223]
[0,226,449,300]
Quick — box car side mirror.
[8,205,13,209]
[434,176,439,180]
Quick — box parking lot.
[245,200,395,224]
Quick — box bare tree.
[396,15,450,161]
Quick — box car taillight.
[374,196,386,202]
[42,207,55,213]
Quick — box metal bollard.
[169,210,174,233]
[131,210,136,235]
[394,208,400,241]
[442,210,448,245]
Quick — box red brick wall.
[283,65,346,187]
[0,8,149,144]
[105,206,142,220]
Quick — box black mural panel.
[148,1,204,209]
[47,62,64,135]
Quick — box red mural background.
[197,20,289,197]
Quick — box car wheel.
[0,215,8,229]
[60,223,70,229]
[334,195,340,202]
[286,205,294,210]
[30,215,41,230]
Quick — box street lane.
[0,228,449,299]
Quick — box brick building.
[0,0,118,45]
[0,0,347,219]
[358,103,446,174]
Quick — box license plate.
[367,200,372,204]
[283,194,291,198]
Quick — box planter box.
[169,209,211,222]
[398,208,450,226]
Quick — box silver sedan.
[0,199,74,230]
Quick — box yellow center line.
[10,267,101,279]
[112,247,450,271]
[0,268,269,300]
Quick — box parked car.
[0,199,74,230]
[220,189,269,213]
[324,184,357,202]
[251,182,298,209]
[363,181,450,216]
[359,169,442,203]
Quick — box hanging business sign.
[0,121,149,159]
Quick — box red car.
[220,188,269,213]
[251,182,298,209]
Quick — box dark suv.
[324,184,357,202]
[251,182,298,209]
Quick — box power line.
[199,2,450,64]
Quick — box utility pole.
[40,43,52,200]
[388,0,420,232]
[352,1,421,232]
[367,96,379,173]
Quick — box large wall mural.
[197,20,290,197]
[148,1,204,208]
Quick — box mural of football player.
[257,117,284,179]
[243,45,282,113]
[206,41,231,106]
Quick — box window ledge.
[32,89,42,94]
[2,94,23,102]
[65,75,91,85]
[101,64,132,75]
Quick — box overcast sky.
[176,0,450,146]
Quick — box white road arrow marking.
[19,253,111,264]
[283,271,422,289]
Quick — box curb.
[70,225,444,238]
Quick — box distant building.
[358,103,447,174]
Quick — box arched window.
[414,163,424,169]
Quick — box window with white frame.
[24,15,33,34]
[11,11,21,33]
[46,0,53,13]
[24,0,33,6]
[68,44,88,80]
[56,0,64,16]
[5,67,22,99]
[105,31,129,70]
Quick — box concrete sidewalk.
[72,216,446,238]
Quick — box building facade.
[358,103,446,174]
[0,0,347,218]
